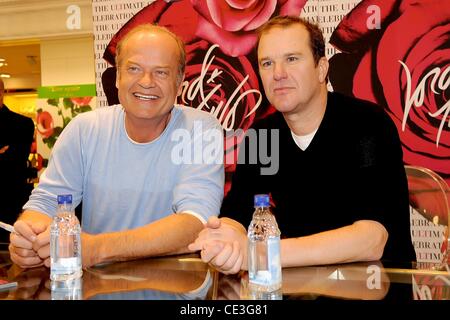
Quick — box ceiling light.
[0,73,11,78]
[0,58,7,68]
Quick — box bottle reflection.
[239,273,282,300]
[51,278,82,300]
[247,288,282,300]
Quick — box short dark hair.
[115,24,186,83]
[257,15,325,66]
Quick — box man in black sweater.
[189,16,415,273]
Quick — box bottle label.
[51,257,81,274]
[248,237,282,288]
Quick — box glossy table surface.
[1,244,449,301]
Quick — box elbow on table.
[356,220,389,261]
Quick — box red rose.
[36,111,54,139]
[329,0,450,187]
[191,0,307,56]
[70,97,93,106]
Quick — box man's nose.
[273,63,287,81]
[138,72,156,88]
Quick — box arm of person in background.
[190,216,387,274]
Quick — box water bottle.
[247,194,282,292]
[50,194,82,281]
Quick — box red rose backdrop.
[329,0,450,188]
[96,0,306,194]
[93,0,449,196]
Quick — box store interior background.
[0,0,95,121]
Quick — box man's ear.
[318,57,329,84]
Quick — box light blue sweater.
[24,105,224,233]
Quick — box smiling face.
[116,29,183,129]
[257,24,328,116]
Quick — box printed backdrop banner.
[91,0,449,217]
[37,84,96,166]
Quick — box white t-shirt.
[290,128,318,151]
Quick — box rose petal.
[226,0,258,10]
[195,16,258,56]
[279,0,308,16]
[70,97,93,106]
[352,48,379,105]
[203,0,276,32]
[158,0,200,43]
[37,111,54,139]
[244,0,277,31]
[330,0,398,53]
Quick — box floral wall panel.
[36,85,96,168]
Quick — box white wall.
[0,0,92,41]
[40,36,95,86]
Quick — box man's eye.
[261,61,272,68]
[287,56,298,63]
[127,66,140,73]
[156,70,168,77]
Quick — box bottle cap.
[57,194,72,205]
[254,194,270,207]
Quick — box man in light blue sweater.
[9,25,224,269]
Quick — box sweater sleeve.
[353,109,415,264]
[172,117,225,223]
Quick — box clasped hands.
[9,220,50,269]
[188,216,247,274]
[8,220,97,269]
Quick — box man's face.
[116,30,182,124]
[257,24,328,115]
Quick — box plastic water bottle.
[247,194,282,292]
[50,194,82,281]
